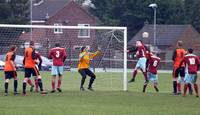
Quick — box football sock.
[194,83,199,96]
[173,81,177,94]
[88,77,95,88]
[154,86,159,92]
[5,82,8,93]
[177,82,181,93]
[14,80,18,92]
[57,79,61,89]
[143,84,147,92]
[81,77,86,88]
[132,70,137,80]
[35,79,38,91]
[142,72,148,81]
[23,82,27,94]
[38,79,44,91]
[183,84,188,96]
[52,80,55,90]
[188,83,193,94]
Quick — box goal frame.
[0,24,128,91]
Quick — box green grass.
[0,71,199,115]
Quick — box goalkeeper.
[78,46,101,91]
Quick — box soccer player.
[48,43,67,93]
[180,48,199,97]
[4,45,19,96]
[27,50,42,92]
[22,41,47,95]
[78,46,101,91]
[143,52,160,93]
[172,41,192,95]
[128,40,148,83]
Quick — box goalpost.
[0,24,128,91]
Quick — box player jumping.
[22,41,47,95]
[4,45,19,96]
[128,40,148,83]
[78,46,101,91]
[143,52,160,93]
[49,43,67,93]
[180,48,199,97]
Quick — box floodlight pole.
[149,3,158,46]
[30,0,33,40]
[154,7,156,46]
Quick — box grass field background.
[0,71,199,115]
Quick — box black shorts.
[173,67,185,78]
[5,71,17,79]
[78,69,96,79]
[25,67,40,78]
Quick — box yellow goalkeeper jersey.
[78,51,99,70]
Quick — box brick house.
[128,24,200,69]
[19,0,98,67]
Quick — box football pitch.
[0,71,199,115]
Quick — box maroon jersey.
[48,47,67,66]
[35,51,42,63]
[147,55,161,74]
[181,54,200,74]
[136,45,146,58]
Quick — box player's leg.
[177,68,181,94]
[51,75,56,93]
[27,78,34,92]
[4,72,10,96]
[57,66,64,92]
[140,57,148,82]
[23,68,31,95]
[13,71,19,95]
[183,74,190,97]
[154,76,159,92]
[192,74,199,97]
[128,60,140,83]
[85,69,96,91]
[128,68,138,83]
[143,72,150,93]
[78,69,87,91]
[33,67,47,94]
[51,66,57,93]
[172,67,178,95]
[34,77,39,92]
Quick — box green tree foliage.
[0,0,29,24]
[90,0,200,40]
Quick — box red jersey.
[48,47,67,66]
[147,55,161,74]
[35,51,42,64]
[181,54,200,74]
[136,45,146,58]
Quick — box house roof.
[32,0,69,21]
[128,24,192,46]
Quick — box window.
[54,23,63,34]
[78,24,90,38]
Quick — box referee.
[78,46,101,91]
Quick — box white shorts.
[51,66,64,76]
[135,57,147,71]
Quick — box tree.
[90,0,188,40]
[0,0,29,24]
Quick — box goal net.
[0,24,128,91]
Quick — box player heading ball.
[78,46,101,91]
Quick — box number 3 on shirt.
[56,51,60,58]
